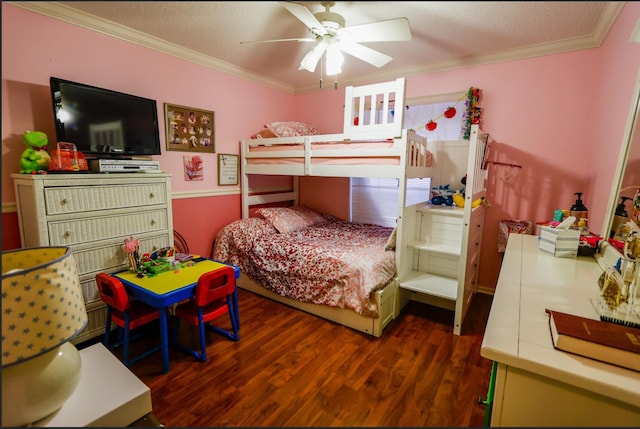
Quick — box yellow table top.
[115,259,230,295]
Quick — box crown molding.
[8,1,296,94]
[9,1,625,95]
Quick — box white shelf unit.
[403,205,465,301]
[397,125,487,335]
[11,173,174,344]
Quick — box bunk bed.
[213,77,487,337]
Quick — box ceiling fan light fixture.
[326,43,344,75]
[299,41,328,72]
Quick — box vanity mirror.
[597,70,640,270]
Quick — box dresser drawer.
[48,210,169,246]
[71,304,108,345]
[75,234,170,303]
[44,183,167,215]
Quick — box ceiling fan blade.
[339,41,392,68]
[240,37,315,45]
[281,1,326,35]
[342,17,411,43]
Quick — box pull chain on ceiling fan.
[242,2,411,78]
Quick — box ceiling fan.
[242,1,411,75]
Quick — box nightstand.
[33,343,153,427]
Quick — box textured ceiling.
[17,1,624,93]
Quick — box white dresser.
[481,233,640,426]
[11,173,173,344]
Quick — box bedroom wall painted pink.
[1,3,296,256]
[2,3,639,292]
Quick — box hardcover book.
[546,308,640,372]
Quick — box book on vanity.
[546,308,640,372]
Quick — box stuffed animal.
[20,131,50,174]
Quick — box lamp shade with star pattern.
[2,246,88,426]
[2,246,87,367]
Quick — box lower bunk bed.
[212,208,399,337]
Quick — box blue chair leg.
[207,298,240,341]
[198,310,207,362]
[103,306,113,348]
[122,313,131,366]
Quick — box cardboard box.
[538,226,580,258]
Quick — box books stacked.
[546,309,640,372]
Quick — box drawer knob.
[149,192,155,199]
[63,231,71,239]
[150,219,156,225]
[61,198,68,205]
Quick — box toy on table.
[123,236,141,272]
[20,131,50,174]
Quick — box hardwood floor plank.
[117,289,494,427]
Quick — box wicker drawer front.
[76,234,170,304]
[73,234,170,277]
[71,304,108,345]
[48,210,168,246]
[45,183,167,215]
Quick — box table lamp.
[2,246,88,427]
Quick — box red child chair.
[171,266,239,362]
[96,272,162,367]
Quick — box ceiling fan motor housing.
[314,11,345,31]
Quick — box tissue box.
[538,226,580,257]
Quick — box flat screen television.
[50,77,161,158]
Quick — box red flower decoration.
[426,120,437,131]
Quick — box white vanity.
[481,234,640,426]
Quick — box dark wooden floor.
[119,289,494,427]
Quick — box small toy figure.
[20,131,50,174]
[431,184,455,205]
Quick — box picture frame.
[218,153,239,186]
[164,103,215,153]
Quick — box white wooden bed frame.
[238,78,433,337]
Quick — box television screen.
[50,77,161,157]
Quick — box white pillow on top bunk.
[251,121,320,139]
[256,206,326,234]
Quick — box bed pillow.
[256,207,316,234]
[251,128,277,139]
[265,121,320,137]
[291,205,327,225]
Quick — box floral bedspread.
[213,217,396,317]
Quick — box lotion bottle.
[569,192,588,228]
[610,196,631,240]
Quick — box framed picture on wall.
[165,103,215,153]
[218,154,239,186]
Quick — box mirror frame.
[597,68,640,270]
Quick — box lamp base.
[2,341,82,427]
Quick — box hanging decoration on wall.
[418,93,466,132]
[462,87,482,140]
[411,86,482,140]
